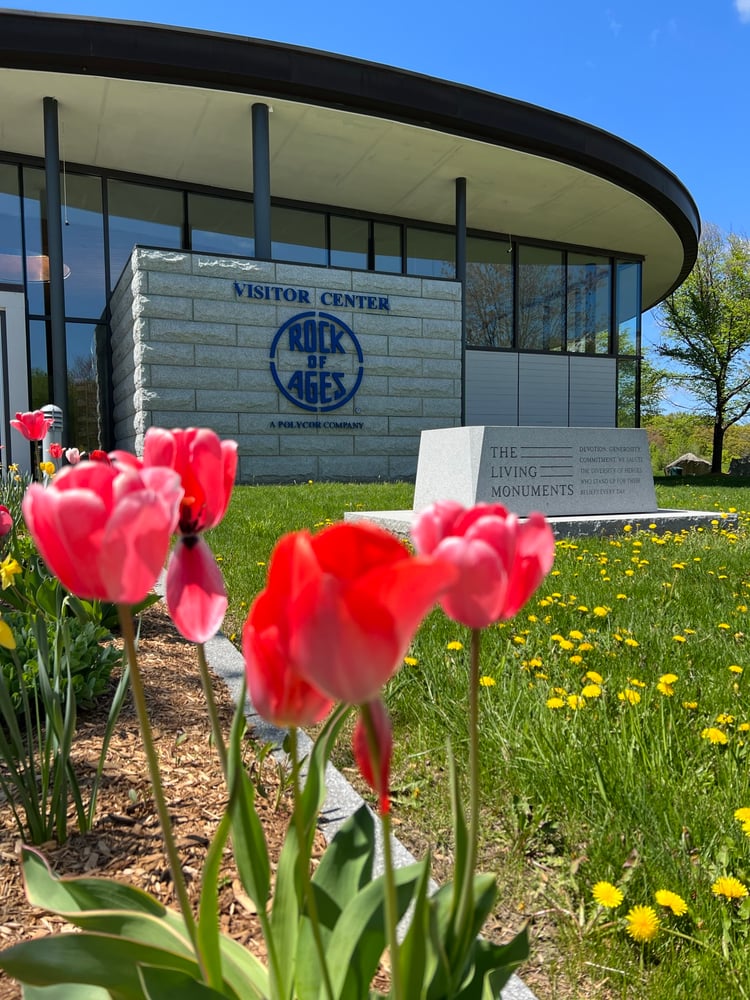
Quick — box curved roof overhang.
[0,9,700,310]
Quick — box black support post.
[252,103,272,259]
[43,96,67,425]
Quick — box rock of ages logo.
[269,311,364,413]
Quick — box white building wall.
[464,351,519,425]
[111,250,462,483]
[518,354,568,425]
[569,356,617,426]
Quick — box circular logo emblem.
[269,310,364,413]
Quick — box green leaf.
[215,935,269,1000]
[22,985,112,999]
[325,862,421,1000]
[396,854,433,1000]
[197,809,233,989]
[447,744,468,921]
[139,966,229,999]
[227,721,270,911]
[0,933,201,999]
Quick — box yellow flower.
[618,689,641,706]
[729,665,744,674]
[568,630,584,640]
[716,713,735,725]
[39,461,55,477]
[682,701,698,710]
[734,807,750,822]
[593,606,609,617]
[654,890,688,917]
[592,881,623,908]
[557,639,574,651]
[624,637,639,648]
[0,556,22,590]
[657,681,675,696]
[0,615,15,650]
[567,694,586,710]
[625,905,659,942]
[569,654,583,664]
[479,676,496,687]
[701,727,728,745]
[447,641,463,651]
[718,623,731,630]
[660,674,678,685]
[581,684,602,699]
[403,656,418,666]
[673,635,686,643]
[628,678,646,688]
[546,697,565,710]
[585,671,603,684]
[712,876,749,900]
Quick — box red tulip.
[0,505,13,537]
[411,501,555,628]
[10,410,53,441]
[22,461,183,604]
[352,698,393,815]
[88,449,111,464]
[243,521,456,708]
[48,443,64,460]
[142,427,238,644]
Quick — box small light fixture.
[506,233,513,254]
[0,253,71,282]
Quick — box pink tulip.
[411,501,555,628]
[22,461,183,604]
[65,448,81,465]
[0,505,13,537]
[142,427,238,644]
[243,521,456,707]
[10,410,53,441]
[352,698,393,815]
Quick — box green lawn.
[209,477,750,999]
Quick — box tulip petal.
[435,535,509,629]
[166,537,228,644]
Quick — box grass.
[209,476,750,998]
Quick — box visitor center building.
[0,10,700,481]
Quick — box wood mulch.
[0,604,601,1000]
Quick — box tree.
[656,224,750,472]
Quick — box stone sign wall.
[413,426,657,516]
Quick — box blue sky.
[14,0,750,359]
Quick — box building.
[0,10,700,481]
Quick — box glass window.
[189,193,254,257]
[61,174,106,320]
[616,260,641,354]
[330,216,368,270]
[406,227,455,279]
[21,167,49,316]
[465,236,513,348]
[67,321,104,452]
[28,319,50,410]
[517,245,564,351]
[271,206,326,265]
[567,252,611,354]
[0,164,23,285]
[107,180,184,289]
[374,222,402,273]
[617,358,637,427]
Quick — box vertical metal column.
[252,103,272,259]
[455,177,467,426]
[43,96,68,425]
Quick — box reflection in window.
[330,216,368,270]
[189,193,254,257]
[61,174,106,319]
[617,358,637,427]
[465,237,513,348]
[108,181,184,289]
[271,207,326,266]
[567,253,610,354]
[0,164,23,284]
[517,245,563,351]
[22,167,49,316]
[617,260,641,354]
[374,222,401,273]
[28,319,50,410]
[66,321,104,452]
[406,228,455,279]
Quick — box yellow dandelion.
[569,654,583,664]
[712,876,749,900]
[528,657,543,668]
[593,606,609,617]
[623,525,632,532]
[628,678,646,688]
[567,694,586,710]
[513,635,526,645]
[734,807,750,822]
[740,723,750,732]
[578,642,594,652]
[716,713,735,725]
[404,656,418,666]
[577,605,589,612]
[701,728,729,745]
[654,890,688,917]
[729,665,744,674]
[657,682,675,696]
[546,697,565,710]
[569,629,584,640]
[682,701,698,710]
[624,637,639,648]
[479,676,496,687]
[616,593,628,600]
[558,639,574,651]
[625,905,659,942]
[581,684,602,699]
[592,881,623,908]
[718,623,731,630]
[673,635,687,643]
[618,689,641,706]
[585,671,603,684]
[660,674,679,685]
[447,641,464,651]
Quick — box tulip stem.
[456,627,482,940]
[196,643,228,778]
[288,726,335,1000]
[117,605,204,973]
[360,702,403,1000]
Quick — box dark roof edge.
[0,9,700,303]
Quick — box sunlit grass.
[212,476,750,997]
